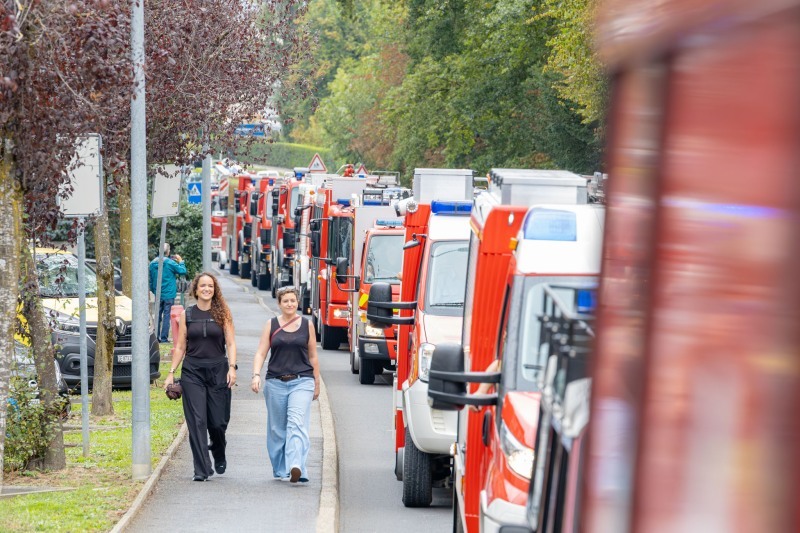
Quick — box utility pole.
[130,0,151,480]
[202,153,212,272]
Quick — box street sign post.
[151,169,183,330]
[61,133,104,458]
[187,180,202,204]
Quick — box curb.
[242,275,340,533]
[111,423,188,533]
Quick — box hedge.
[235,141,340,171]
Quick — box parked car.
[34,248,161,388]
[10,340,71,419]
[85,258,123,292]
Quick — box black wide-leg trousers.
[181,358,231,478]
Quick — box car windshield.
[424,240,469,316]
[364,235,404,284]
[36,253,98,298]
[517,277,597,385]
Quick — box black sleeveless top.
[185,306,226,360]
[266,317,313,378]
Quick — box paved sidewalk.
[125,273,323,532]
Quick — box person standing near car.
[251,286,320,483]
[149,243,187,343]
[165,272,237,481]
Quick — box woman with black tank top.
[251,286,320,483]
[165,272,237,481]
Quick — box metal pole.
[202,153,212,272]
[130,0,151,480]
[77,218,89,456]
[153,218,166,334]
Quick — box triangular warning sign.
[355,164,368,176]
[188,183,201,196]
[308,153,327,173]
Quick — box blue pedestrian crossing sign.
[187,181,202,204]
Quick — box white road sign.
[60,134,104,218]
[151,169,182,218]
[308,153,327,173]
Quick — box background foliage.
[147,200,203,280]
[235,141,337,171]
[279,0,607,179]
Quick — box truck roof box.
[488,168,588,205]
[413,168,474,204]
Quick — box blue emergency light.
[575,289,596,314]
[268,179,274,186]
[363,199,383,206]
[337,199,351,207]
[430,201,472,215]
[376,219,404,227]
[523,209,577,241]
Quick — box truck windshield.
[329,217,353,262]
[424,240,469,316]
[364,235,404,284]
[290,187,303,215]
[517,276,597,386]
[36,254,98,298]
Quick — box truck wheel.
[271,272,278,298]
[250,265,257,286]
[240,257,251,279]
[402,428,432,507]
[301,287,311,315]
[230,259,239,276]
[312,314,321,342]
[349,349,358,374]
[257,271,271,291]
[358,357,375,385]
[321,322,341,350]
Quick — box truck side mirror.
[335,257,348,284]
[234,197,241,212]
[271,191,279,213]
[310,231,320,258]
[249,196,258,217]
[366,282,392,326]
[294,206,303,217]
[309,219,320,232]
[427,343,466,411]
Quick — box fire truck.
[246,175,276,290]
[364,168,475,507]
[226,173,257,278]
[307,176,380,349]
[291,172,330,309]
[423,169,603,532]
[265,168,310,297]
[210,178,228,266]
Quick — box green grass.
[0,350,184,532]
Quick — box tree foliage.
[284,0,607,178]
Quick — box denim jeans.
[263,376,315,480]
[157,299,173,342]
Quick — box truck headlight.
[500,424,534,480]
[358,310,367,323]
[418,343,435,382]
[364,324,385,337]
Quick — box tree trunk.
[0,139,23,488]
[91,207,115,416]
[19,245,67,470]
[119,174,132,297]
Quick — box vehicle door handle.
[482,411,492,447]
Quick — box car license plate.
[118,354,132,364]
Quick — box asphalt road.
[317,346,453,532]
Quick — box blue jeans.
[157,299,173,342]
[263,376,315,481]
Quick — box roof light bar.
[430,200,472,215]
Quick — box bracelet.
[168,370,175,374]
[252,373,260,378]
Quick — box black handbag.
[165,380,183,400]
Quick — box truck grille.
[86,326,133,348]
[112,363,159,378]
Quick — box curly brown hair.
[189,272,232,329]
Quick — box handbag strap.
[270,316,301,344]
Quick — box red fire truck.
[227,173,256,278]
[210,178,228,265]
[307,176,379,349]
[423,169,604,532]
[365,168,475,507]
[247,175,276,290]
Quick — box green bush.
[4,373,61,472]
[235,141,340,171]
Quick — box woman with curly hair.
[165,272,237,481]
